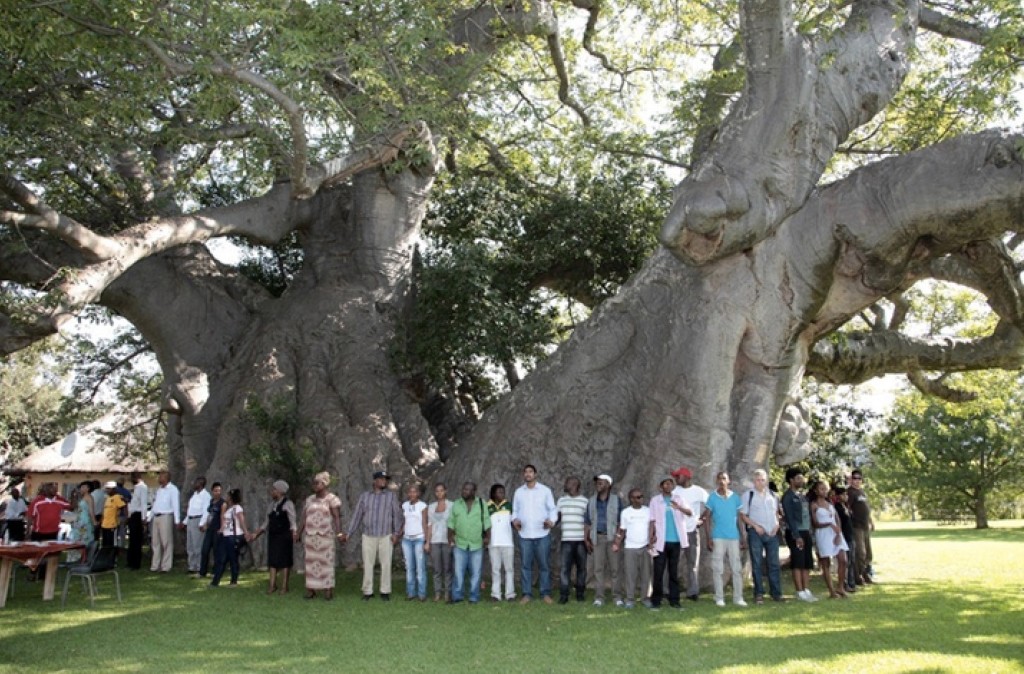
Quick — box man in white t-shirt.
[487,484,515,601]
[672,466,708,601]
[612,488,654,609]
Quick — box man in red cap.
[672,467,708,601]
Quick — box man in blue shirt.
[512,464,558,604]
[704,471,746,607]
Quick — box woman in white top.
[810,480,848,599]
[401,484,429,601]
[210,488,249,587]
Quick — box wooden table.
[0,542,85,608]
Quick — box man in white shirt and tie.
[148,471,181,572]
[182,477,211,574]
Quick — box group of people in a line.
[0,463,876,607]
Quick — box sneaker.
[362,594,374,601]
[755,596,765,605]
[593,598,604,607]
[641,599,655,609]
[623,601,636,609]
[542,596,554,605]
[519,596,532,604]
[734,598,747,607]
[668,602,683,610]
[614,599,625,607]
[381,594,390,602]
[715,599,726,607]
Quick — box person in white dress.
[810,480,849,599]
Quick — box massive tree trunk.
[98,166,440,563]
[438,129,1024,493]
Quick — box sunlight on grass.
[1,521,1022,673]
[715,652,1024,674]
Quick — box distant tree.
[873,371,1024,528]
[0,340,83,470]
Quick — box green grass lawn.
[1,521,1022,673]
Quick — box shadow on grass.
[1,560,1022,673]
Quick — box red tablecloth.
[0,541,85,608]
[0,542,84,570]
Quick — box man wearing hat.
[584,474,623,607]
[341,470,403,600]
[672,467,708,601]
[100,481,127,550]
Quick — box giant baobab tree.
[2,1,1022,538]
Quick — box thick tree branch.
[0,184,306,355]
[1,174,122,259]
[919,7,1000,47]
[905,370,976,403]
[662,0,917,265]
[808,323,1024,385]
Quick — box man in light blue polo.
[512,464,558,604]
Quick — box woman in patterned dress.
[69,482,96,561]
[296,472,342,600]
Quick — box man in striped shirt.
[556,477,589,604]
[341,470,403,601]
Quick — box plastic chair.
[60,543,121,608]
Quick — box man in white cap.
[584,473,623,607]
[100,481,127,549]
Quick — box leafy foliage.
[403,159,668,394]
[236,394,326,502]
[872,370,1024,527]
[0,341,82,464]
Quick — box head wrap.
[314,471,331,487]
[273,480,289,494]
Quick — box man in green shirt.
[447,482,491,603]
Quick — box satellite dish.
[59,432,79,458]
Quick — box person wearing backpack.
[739,469,783,604]
[447,482,491,604]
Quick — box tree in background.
[875,371,1024,528]
[0,341,83,474]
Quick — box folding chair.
[60,543,121,608]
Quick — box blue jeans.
[211,534,242,586]
[519,535,552,599]
[452,546,483,602]
[402,538,427,598]
[746,529,782,599]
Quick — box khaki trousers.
[361,534,394,594]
